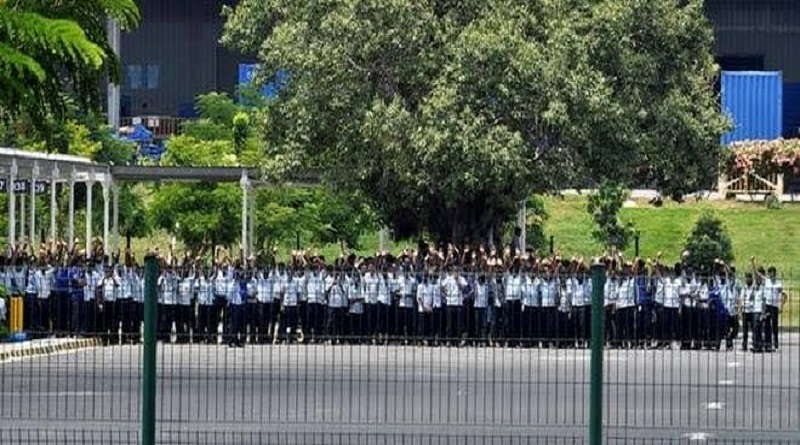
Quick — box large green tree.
[223,0,727,243]
[0,0,139,144]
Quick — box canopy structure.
[0,147,318,261]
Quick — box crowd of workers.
[0,238,789,353]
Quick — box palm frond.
[0,41,45,81]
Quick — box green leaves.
[683,211,734,273]
[224,0,725,243]
[587,181,636,251]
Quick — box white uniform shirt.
[442,274,465,307]
[504,274,522,302]
[306,273,326,304]
[362,272,379,305]
[764,278,783,308]
[522,276,540,307]
[196,277,213,305]
[742,284,764,314]
[347,277,364,314]
[102,277,118,302]
[662,277,681,309]
[540,279,558,308]
[397,275,416,308]
[178,277,194,306]
[377,276,392,305]
[720,281,740,316]
[39,268,54,300]
[604,279,618,307]
[616,278,636,309]
[84,270,102,303]
[326,277,348,308]
[160,273,178,305]
[474,281,489,309]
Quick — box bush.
[765,193,782,210]
[587,181,636,251]
[683,211,734,273]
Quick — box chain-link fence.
[0,262,798,444]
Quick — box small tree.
[683,211,734,273]
[587,181,636,251]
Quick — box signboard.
[0,180,49,194]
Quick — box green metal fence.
[0,259,798,444]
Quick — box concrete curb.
[0,338,100,362]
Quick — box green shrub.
[683,211,734,273]
[587,181,636,251]
[765,193,783,210]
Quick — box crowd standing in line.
[0,236,789,353]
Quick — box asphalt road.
[0,337,798,444]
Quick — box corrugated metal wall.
[782,83,800,137]
[721,71,783,144]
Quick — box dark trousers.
[175,304,193,342]
[573,306,590,343]
[197,304,216,342]
[742,312,764,351]
[637,303,654,344]
[116,299,137,342]
[474,307,488,340]
[376,303,391,337]
[538,307,558,343]
[557,310,571,345]
[226,304,245,345]
[349,312,364,339]
[657,307,679,343]
[616,307,636,345]
[277,305,299,341]
[418,310,433,339]
[396,306,416,339]
[54,292,71,334]
[30,297,49,336]
[364,303,378,339]
[504,301,522,341]
[521,306,536,342]
[23,294,36,332]
[445,305,464,341]
[725,314,740,349]
[765,305,780,349]
[158,304,176,342]
[101,300,118,344]
[604,307,616,345]
[76,300,95,335]
[326,306,347,340]
[490,305,505,341]
[306,302,325,341]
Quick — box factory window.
[126,63,160,90]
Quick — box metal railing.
[0,260,797,444]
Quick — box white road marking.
[718,380,735,386]
[683,432,714,441]
[727,362,742,368]
[704,402,724,410]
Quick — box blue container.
[721,71,783,145]
[782,83,800,138]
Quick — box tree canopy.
[0,0,139,138]
[223,0,727,243]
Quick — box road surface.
[0,338,798,444]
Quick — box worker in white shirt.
[195,269,215,344]
[99,266,119,345]
[615,267,637,349]
[762,265,787,352]
[347,270,365,342]
[176,268,194,344]
[325,269,348,344]
[304,264,327,343]
[396,268,417,343]
[441,266,467,346]
[741,272,766,352]
[718,266,740,351]
[157,267,178,343]
[521,270,540,346]
[361,263,379,343]
[473,273,490,345]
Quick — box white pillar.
[112,182,119,254]
[86,178,94,259]
[67,169,75,252]
[517,200,526,253]
[30,163,38,247]
[239,171,249,262]
[102,179,110,260]
[50,165,59,251]
[247,185,255,256]
[19,190,25,243]
[107,19,121,130]
[8,161,17,249]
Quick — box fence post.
[142,253,159,445]
[634,235,640,257]
[589,263,606,445]
[549,235,554,255]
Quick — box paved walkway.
[0,337,99,361]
